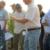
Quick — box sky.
[0,0,50,13]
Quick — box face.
[23,0,32,4]
[0,2,5,9]
[16,8,22,12]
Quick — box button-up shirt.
[42,10,50,33]
[25,4,41,29]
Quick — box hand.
[12,16,16,20]
[45,19,48,26]
[43,20,48,26]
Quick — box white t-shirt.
[12,11,25,34]
[25,4,41,29]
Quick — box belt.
[28,27,41,31]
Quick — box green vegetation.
[7,16,14,35]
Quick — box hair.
[11,3,16,7]
[16,4,22,9]
[37,4,43,10]
[0,1,5,6]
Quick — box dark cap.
[16,4,21,9]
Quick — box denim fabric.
[44,34,50,50]
[24,29,41,50]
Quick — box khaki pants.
[13,32,23,50]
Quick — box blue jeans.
[0,30,5,50]
[24,29,41,50]
[44,34,50,50]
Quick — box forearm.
[15,19,28,24]
[42,23,48,26]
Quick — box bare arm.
[16,18,29,24]
[12,16,29,24]
[42,20,48,26]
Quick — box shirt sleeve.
[25,7,40,21]
[42,15,47,23]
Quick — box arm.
[4,11,8,30]
[42,15,48,26]
[12,7,39,24]
[42,20,48,26]
[12,16,29,24]
[16,18,29,24]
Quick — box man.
[12,0,41,50]
[42,10,50,50]
[12,0,40,50]
[38,4,45,50]
[12,4,25,50]
[0,1,8,50]
[38,4,45,20]
[11,3,16,13]
[22,0,41,50]
[0,1,8,30]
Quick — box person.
[12,1,40,50]
[0,1,8,30]
[11,4,25,50]
[22,0,41,50]
[38,4,45,20]
[37,4,45,50]
[0,1,8,50]
[11,3,16,13]
[42,10,50,50]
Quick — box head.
[0,1,5,9]
[23,0,32,5]
[11,4,16,12]
[16,4,22,12]
[38,4,43,12]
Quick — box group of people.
[0,0,50,50]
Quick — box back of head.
[11,3,16,12]
[37,4,43,11]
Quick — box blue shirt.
[0,9,8,20]
[42,10,50,33]
[0,9,8,48]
